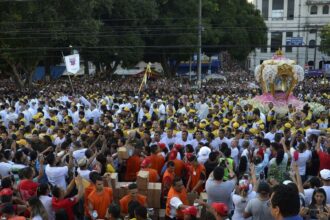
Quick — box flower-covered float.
[249,49,306,115]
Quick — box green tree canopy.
[320,24,330,56]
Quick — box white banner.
[64,54,80,74]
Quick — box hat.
[78,157,88,167]
[158,142,166,150]
[223,118,229,124]
[213,121,220,127]
[284,123,292,129]
[197,146,211,164]
[123,107,130,112]
[141,158,151,168]
[157,99,163,103]
[233,122,239,129]
[320,169,330,180]
[174,144,183,150]
[283,180,293,185]
[182,206,198,216]
[211,203,228,216]
[239,179,250,191]
[257,181,270,194]
[0,188,13,197]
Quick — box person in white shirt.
[160,128,177,149]
[264,125,276,143]
[53,129,66,146]
[38,184,55,220]
[230,139,240,170]
[157,99,166,120]
[213,129,231,149]
[45,153,72,190]
[291,142,311,182]
[190,130,207,150]
[175,124,193,141]
[175,131,191,147]
[320,169,330,204]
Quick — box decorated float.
[248,49,325,116]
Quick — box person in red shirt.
[162,161,176,197]
[125,146,143,181]
[119,183,147,216]
[316,136,330,171]
[186,155,206,194]
[84,171,100,219]
[51,176,84,220]
[169,150,185,178]
[138,158,159,182]
[148,144,165,175]
[88,174,113,219]
[17,167,39,200]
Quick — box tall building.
[247,0,330,72]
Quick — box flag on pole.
[138,63,152,94]
[64,54,80,74]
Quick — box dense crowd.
[0,72,329,220]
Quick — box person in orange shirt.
[88,175,113,220]
[186,155,206,194]
[162,161,176,198]
[138,158,159,182]
[169,150,185,178]
[148,144,165,175]
[119,183,147,216]
[125,146,143,181]
[84,171,100,219]
[166,177,190,220]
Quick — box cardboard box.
[147,183,161,208]
[137,170,149,190]
[118,147,129,159]
[116,182,132,199]
[110,173,118,189]
[200,192,208,202]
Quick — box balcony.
[306,0,330,5]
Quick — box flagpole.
[61,51,75,94]
[137,63,151,95]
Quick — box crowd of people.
[0,71,329,220]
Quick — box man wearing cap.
[182,206,198,220]
[166,177,189,220]
[244,181,274,220]
[320,169,330,204]
[139,157,159,182]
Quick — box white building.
[248,0,330,71]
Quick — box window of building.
[272,0,284,20]
[287,0,295,20]
[271,32,283,52]
[262,0,269,20]
[309,39,316,48]
[323,5,329,14]
[286,32,293,52]
[308,61,314,67]
[261,47,267,53]
[310,29,317,34]
[310,5,318,15]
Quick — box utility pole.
[197,0,202,88]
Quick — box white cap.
[197,146,211,164]
[157,99,163,102]
[320,169,330,180]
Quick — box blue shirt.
[283,215,303,220]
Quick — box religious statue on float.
[254,49,304,100]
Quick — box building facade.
[248,0,330,71]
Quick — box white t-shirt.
[292,150,311,176]
[45,164,68,189]
[0,162,12,177]
[168,197,183,218]
[231,147,240,169]
[77,168,91,181]
[321,185,330,204]
[32,215,43,220]
[72,148,87,162]
[53,136,66,146]
[232,191,256,220]
[264,132,275,142]
[304,188,314,206]
[39,195,55,220]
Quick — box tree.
[320,24,330,56]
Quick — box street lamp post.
[197,0,202,88]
